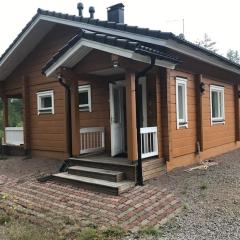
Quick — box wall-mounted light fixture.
[111,54,119,68]
[200,82,205,94]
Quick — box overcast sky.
[0,0,239,57]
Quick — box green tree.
[0,98,23,138]
[226,49,240,63]
[196,33,218,53]
[8,99,23,127]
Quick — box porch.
[79,126,159,161]
[59,51,162,164]
[0,75,30,151]
[47,48,166,193]
[0,92,27,156]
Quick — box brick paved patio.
[0,174,181,231]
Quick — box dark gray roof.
[42,29,181,75]
[1,8,240,72]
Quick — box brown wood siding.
[147,73,157,127]
[169,70,197,158]
[78,78,111,153]
[3,24,79,158]
[167,68,238,171]
[202,77,235,150]
[143,158,166,181]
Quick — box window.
[176,77,188,129]
[78,85,91,112]
[37,90,54,115]
[210,85,225,124]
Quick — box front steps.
[53,157,136,195]
[68,166,125,182]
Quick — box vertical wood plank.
[155,71,162,158]
[2,95,8,144]
[126,71,138,161]
[160,68,172,161]
[195,74,204,151]
[234,80,240,142]
[22,76,31,153]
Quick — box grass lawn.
[0,210,162,240]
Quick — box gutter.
[135,55,156,186]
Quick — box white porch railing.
[80,127,105,154]
[5,127,24,146]
[140,127,158,159]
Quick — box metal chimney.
[89,6,95,19]
[77,2,84,17]
[107,3,124,23]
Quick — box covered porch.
[59,51,162,165]
[0,78,30,155]
[41,29,180,189]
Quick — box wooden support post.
[195,74,204,151]
[60,68,80,157]
[160,68,172,162]
[126,72,138,161]
[22,76,31,153]
[2,96,8,144]
[234,80,240,142]
[155,72,162,158]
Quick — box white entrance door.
[109,83,124,156]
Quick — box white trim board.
[176,77,188,129]
[44,39,177,77]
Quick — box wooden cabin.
[1,4,240,194]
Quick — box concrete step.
[68,166,125,182]
[69,157,136,181]
[52,172,135,195]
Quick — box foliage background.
[0,99,23,139]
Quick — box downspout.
[58,75,73,159]
[135,56,156,186]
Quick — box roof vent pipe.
[77,2,84,17]
[107,3,124,23]
[89,6,95,19]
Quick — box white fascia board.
[167,39,240,75]
[45,39,177,77]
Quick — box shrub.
[102,226,126,239]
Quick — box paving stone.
[0,174,181,230]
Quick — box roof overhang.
[43,39,177,77]
[1,12,240,81]
[0,16,56,81]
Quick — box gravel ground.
[150,149,240,240]
[1,151,240,240]
[0,155,61,180]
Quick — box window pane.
[178,85,184,120]
[79,91,89,105]
[211,91,219,118]
[219,92,223,117]
[41,96,52,108]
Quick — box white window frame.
[210,85,225,125]
[176,77,188,129]
[78,85,92,112]
[37,90,54,115]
